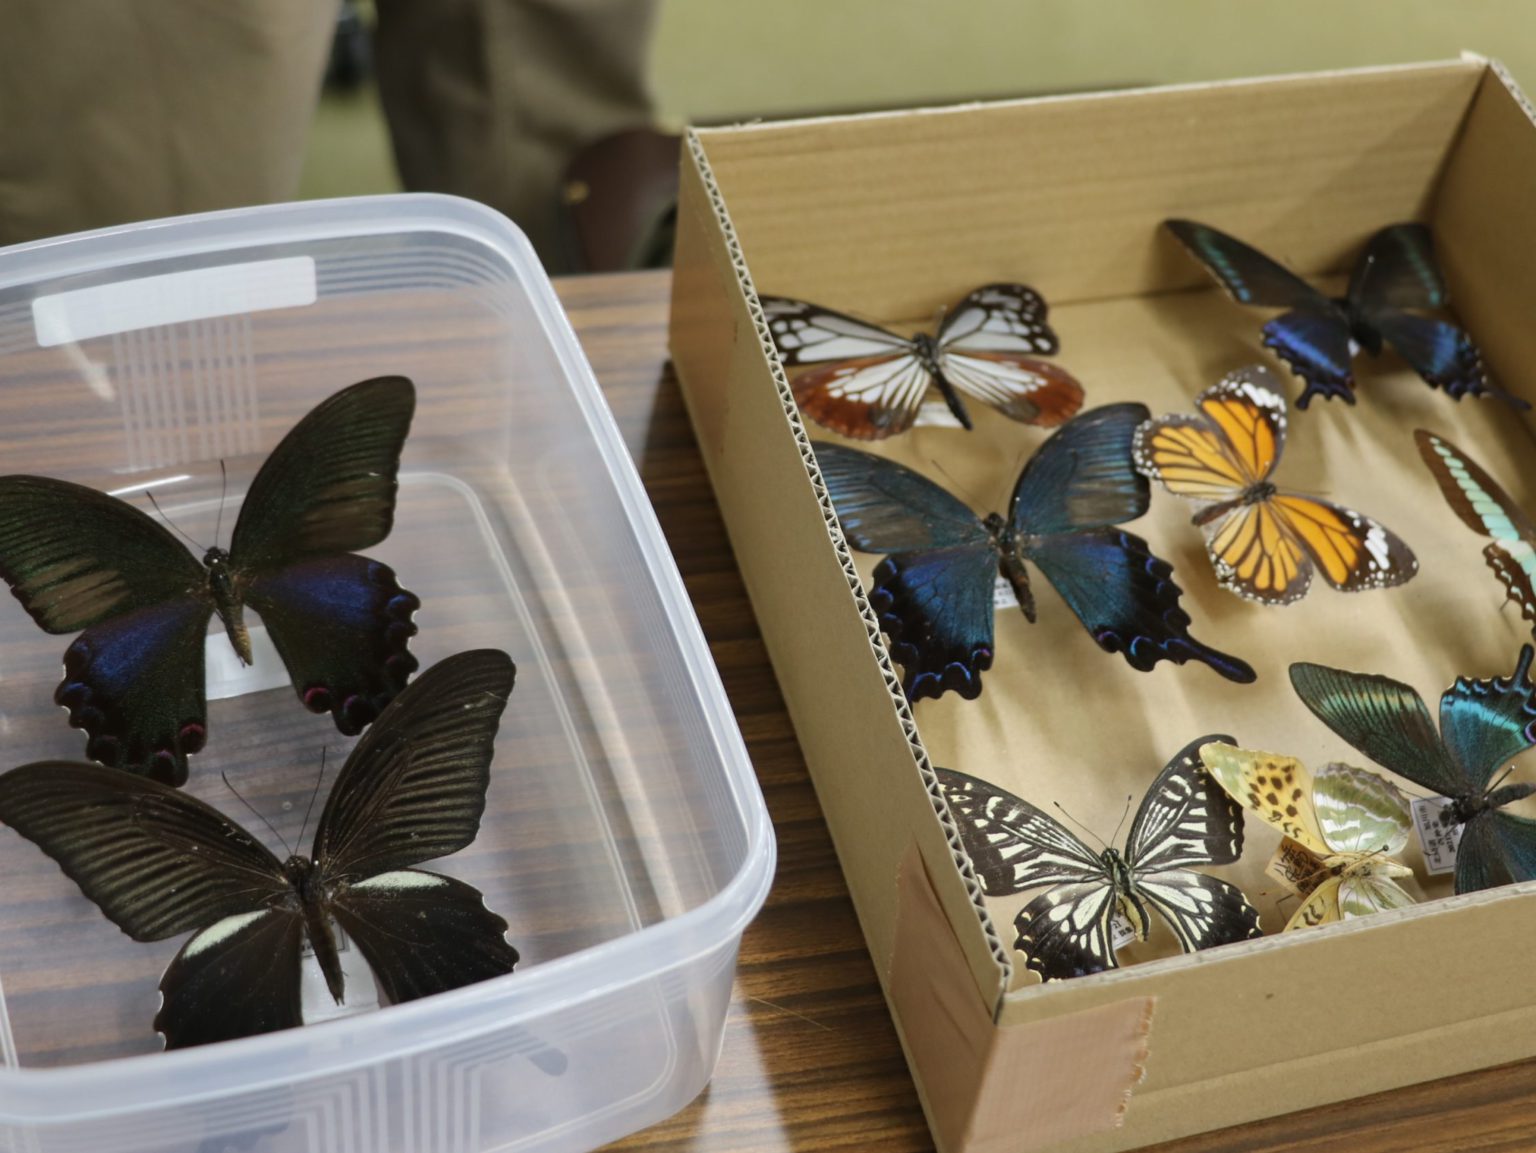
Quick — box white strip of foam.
[31,256,316,347]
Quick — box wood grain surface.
[558,270,1536,1153]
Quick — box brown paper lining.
[890,844,1154,1153]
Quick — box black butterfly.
[0,648,520,1050]
[761,284,1085,438]
[814,405,1255,701]
[1165,219,1525,411]
[0,376,421,785]
[1290,645,1536,894]
[937,735,1262,982]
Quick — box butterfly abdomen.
[286,855,347,1005]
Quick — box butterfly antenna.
[296,746,327,852]
[1108,794,1134,851]
[1053,800,1109,852]
[213,460,228,549]
[1487,764,1518,797]
[145,491,206,553]
[221,770,293,856]
[930,459,990,510]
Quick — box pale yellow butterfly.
[1198,743,1416,931]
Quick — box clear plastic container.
[0,195,774,1153]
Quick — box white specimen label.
[1110,910,1137,951]
[913,400,965,429]
[992,574,1019,610]
[1411,796,1462,876]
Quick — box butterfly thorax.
[282,854,347,1004]
[912,332,973,429]
[202,547,253,665]
[1334,298,1383,356]
[1192,481,1277,528]
[983,513,1039,623]
[1103,848,1152,942]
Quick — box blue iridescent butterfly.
[1290,645,1536,894]
[0,377,420,786]
[1415,429,1536,638]
[815,404,1256,701]
[1165,219,1526,411]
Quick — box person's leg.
[374,0,658,272]
[0,0,335,246]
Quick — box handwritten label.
[1110,909,1137,951]
[1411,796,1462,875]
[993,574,1020,610]
[1266,837,1322,895]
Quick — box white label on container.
[1411,796,1462,875]
[992,574,1019,610]
[913,399,965,429]
[204,623,290,701]
[32,256,317,347]
[301,924,379,1024]
[1110,909,1137,951]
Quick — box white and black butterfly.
[760,284,1085,439]
[937,735,1262,981]
[0,649,520,1049]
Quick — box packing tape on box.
[889,844,1154,1153]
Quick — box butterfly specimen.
[1415,429,1536,636]
[760,284,1085,439]
[0,377,421,786]
[0,648,520,1049]
[1165,218,1522,410]
[937,735,1262,981]
[816,405,1254,701]
[1133,365,1418,605]
[1290,645,1536,894]
[1199,743,1414,930]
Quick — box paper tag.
[1110,909,1137,951]
[1411,796,1462,875]
[913,399,965,429]
[300,925,380,1024]
[992,574,1019,609]
[1266,837,1321,896]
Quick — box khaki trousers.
[0,0,656,270]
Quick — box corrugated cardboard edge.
[890,844,1154,1153]
[672,125,1015,998]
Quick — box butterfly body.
[1290,645,1536,894]
[818,405,1254,699]
[762,284,1085,438]
[1164,219,1520,409]
[0,377,422,784]
[1135,365,1417,605]
[939,735,1262,981]
[0,649,520,1049]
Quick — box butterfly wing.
[1133,871,1262,955]
[1014,882,1119,981]
[761,297,929,438]
[1455,809,1536,894]
[156,909,307,1048]
[1369,312,1492,402]
[1347,224,1447,311]
[0,761,288,939]
[1164,220,1330,310]
[1416,430,1536,630]
[1312,762,1412,857]
[1437,645,1536,793]
[1267,494,1418,594]
[1262,309,1358,408]
[226,378,420,736]
[1197,743,1329,854]
[1025,528,1255,681]
[1289,662,1466,797]
[0,476,215,781]
[816,444,998,700]
[934,768,1107,894]
[329,869,519,1006]
[1009,404,1151,535]
[228,377,415,568]
[933,284,1084,428]
[311,649,516,879]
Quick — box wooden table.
[558,270,1536,1153]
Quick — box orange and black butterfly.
[1132,365,1418,605]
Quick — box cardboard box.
[668,56,1536,1152]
